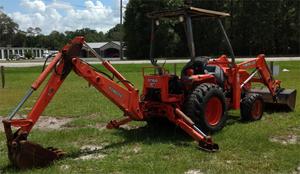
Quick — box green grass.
[0,61,300,174]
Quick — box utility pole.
[120,0,123,60]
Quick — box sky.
[0,0,128,34]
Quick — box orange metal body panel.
[143,75,183,103]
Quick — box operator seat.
[181,57,225,87]
[203,65,225,87]
[181,57,209,76]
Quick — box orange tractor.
[2,5,296,169]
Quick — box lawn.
[0,61,299,174]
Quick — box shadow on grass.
[66,115,248,159]
[226,115,242,126]
[66,120,195,159]
[66,115,252,159]
[0,164,20,173]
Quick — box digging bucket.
[2,120,65,169]
[249,88,297,111]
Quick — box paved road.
[1,57,300,68]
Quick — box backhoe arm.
[5,37,84,133]
[2,36,142,169]
[2,37,84,169]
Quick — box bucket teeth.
[47,147,66,157]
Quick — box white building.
[0,47,47,60]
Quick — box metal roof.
[148,6,230,19]
[86,41,120,49]
[86,42,107,49]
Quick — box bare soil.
[269,134,299,145]
[0,116,73,132]
[74,144,107,161]
[292,165,300,174]
[185,169,204,174]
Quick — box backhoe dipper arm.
[5,37,84,133]
[2,37,84,169]
[238,54,281,97]
[6,36,142,134]
[2,37,142,169]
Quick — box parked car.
[7,54,25,61]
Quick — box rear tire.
[240,94,264,121]
[184,83,226,132]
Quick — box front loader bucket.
[250,88,297,111]
[3,120,64,169]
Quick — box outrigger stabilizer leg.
[174,108,219,152]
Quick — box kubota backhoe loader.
[2,4,296,169]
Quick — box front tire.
[240,94,264,121]
[184,83,227,132]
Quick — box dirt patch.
[292,165,300,174]
[119,124,140,130]
[288,126,300,132]
[35,116,73,130]
[75,153,106,160]
[132,145,141,154]
[80,145,105,151]
[185,169,204,174]
[74,144,107,161]
[0,116,73,132]
[0,115,139,132]
[60,164,70,170]
[92,123,107,130]
[269,134,299,145]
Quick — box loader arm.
[238,54,281,97]
[2,36,142,169]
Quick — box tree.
[0,11,19,47]
[123,0,183,59]
[65,28,106,42]
[34,27,42,35]
[124,0,300,58]
[106,24,123,41]
[47,31,67,50]
[12,32,26,47]
[26,27,42,36]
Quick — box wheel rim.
[251,99,263,119]
[205,97,223,126]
